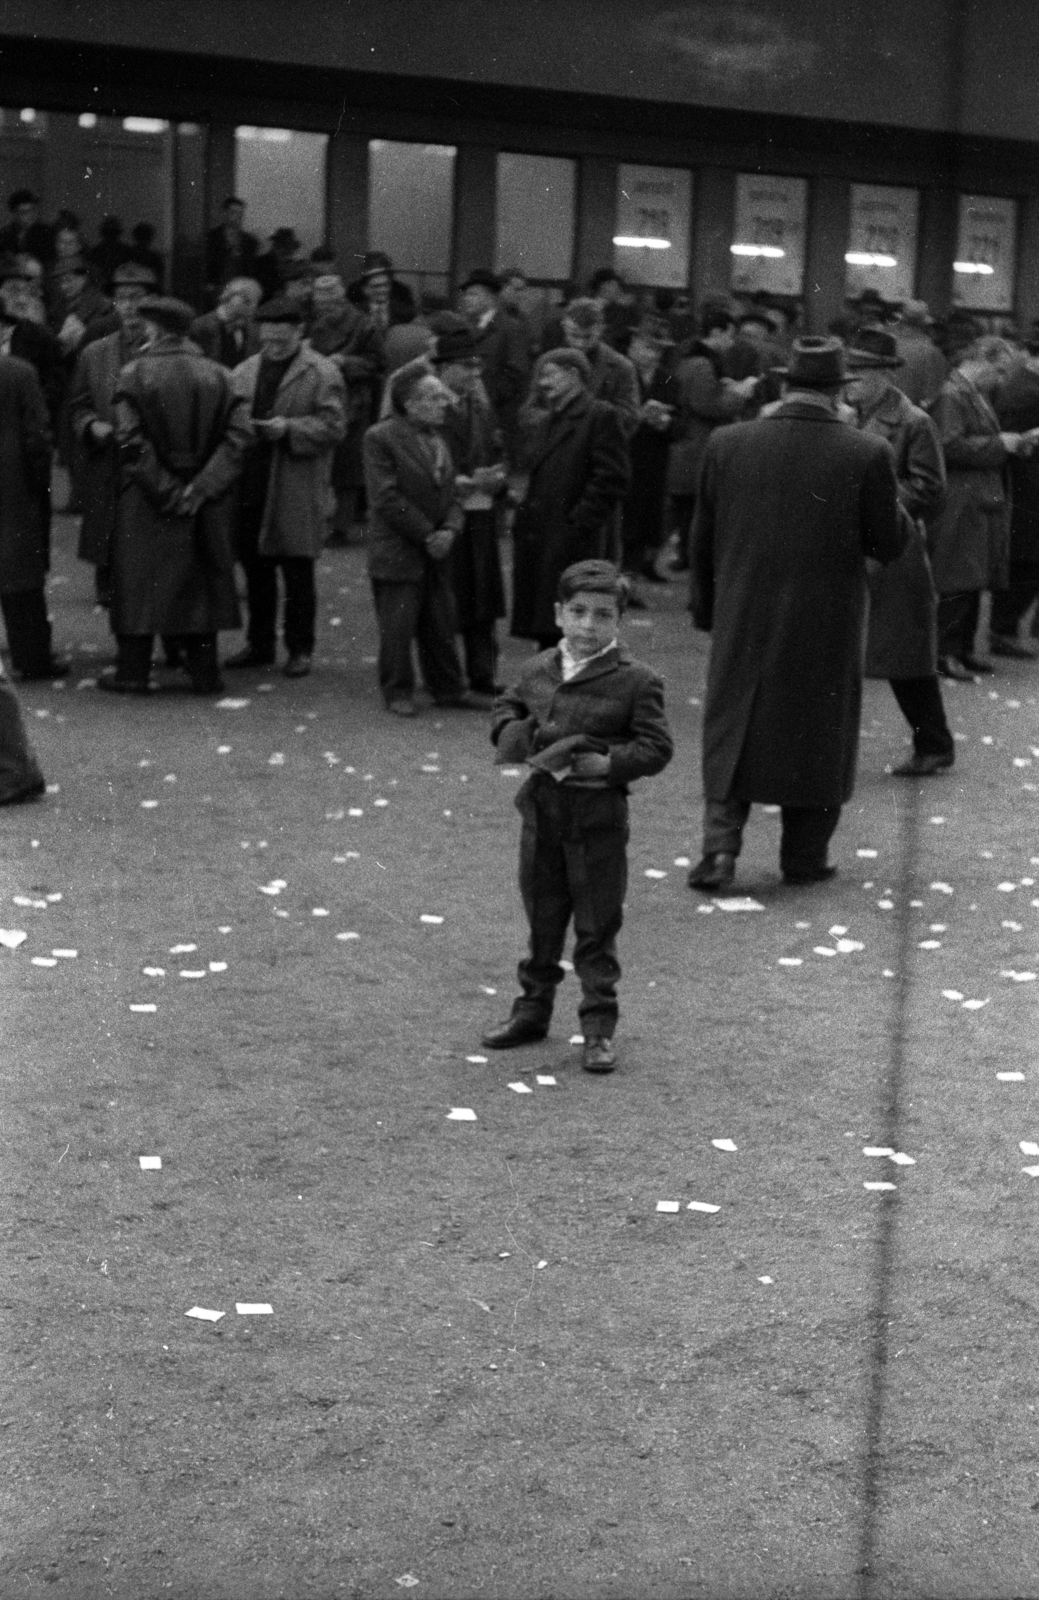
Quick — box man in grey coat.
[688,338,905,890]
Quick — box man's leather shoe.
[961,653,994,674]
[481,1016,549,1049]
[687,852,736,891]
[990,633,1038,659]
[0,777,46,805]
[938,656,976,682]
[224,646,275,669]
[892,751,954,777]
[782,863,838,885]
[283,654,312,678]
[581,1036,616,1073]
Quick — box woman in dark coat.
[429,314,507,695]
[0,336,64,679]
[363,363,483,717]
[103,297,251,694]
[511,349,629,648]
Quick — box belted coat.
[110,338,250,635]
[858,383,947,678]
[690,398,904,807]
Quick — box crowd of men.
[0,189,1038,884]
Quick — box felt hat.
[8,188,39,211]
[358,250,394,281]
[110,260,158,291]
[427,311,479,363]
[778,336,847,389]
[538,346,592,384]
[255,296,305,324]
[562,296,604,329]
[138,295,195,336]
[845,326,904,369]
[900,299,935,329]
[52,255,88,279]
[0,252,32,284]
[460,268,500,295]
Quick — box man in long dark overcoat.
[688,338,904,890]
[510,349,629,649]
[991,346,1039,656]
[844,327,952,776]
[0,329,65,680]
[101,296,251,695]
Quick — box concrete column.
[205,123,237,227]
[326,132,369,282]
[451,144,497,292]
[804,177,851,334]
[575,156,617,291]
[916,186,958,317]
[171,123,207,301]
[691,167,736,304]
[39,111,82,217]
[1014,196,1039,331]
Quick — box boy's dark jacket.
[492,644,673,792]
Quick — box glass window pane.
[954,195,1016,313]
[495,153,575,281]
[369,139,455,277]
[613,164,691,289]
[730,174,807,297]
[845,185,918,305]
[234,127,328,255]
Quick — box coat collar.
[768,396,844,423]
[529,390,591,467]
[858,381,911,431]
[542,640,632,685]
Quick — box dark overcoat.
[510,391,630,640]
[667,343,746,496]
[994,365,1039,565]
[68,328,145,566]
[493,643,673,797]
[364,416,462,584]
[231,347,346,558]
[441,387,506,627]
[110,338,251,635]
[307,305,385,491]
[859,384,947,678]
[0,355,52,593]
[926,371,1010,593]
[690,399,904,807]
[472,307,531,445]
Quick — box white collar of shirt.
[477,307,496,332]
[558,639,617,682]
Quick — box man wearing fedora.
[460,269,532,457]
[69,260,158,606]
[688,336,904,891]
[844,326,953,776]
[101,296,251,695]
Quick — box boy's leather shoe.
[581,1036,616,1073]
[481,1016,549,1049]
[937,656,976,681]
[892,751,954,777]
[687,852,736,891]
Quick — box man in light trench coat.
[687,337,905,891]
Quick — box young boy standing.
[483,560,673,1073]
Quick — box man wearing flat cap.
[460,269,532,456]
[688,336,905,890]
[68,260,157,604]
[510,348,630,648]
[228,297,346,676]
[101,296,251,694]
[844,326,953,777]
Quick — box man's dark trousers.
[236,502,315,659]
[514,776,628,1041]
[889,676,955,759]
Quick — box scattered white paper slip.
[1020,1142,1039,1156]
[889,1152,916,1166]
[208,961,228,973]
[0,930,28,950]
[687,1201,721,1213]
[465,1055,488,1064]
[836,939,865,954]
[856,849,879,858]
[656,1200,680,1213]
[941,989,963,1001]
[143,967,165,977]
[863,1146,895,1157]
[536,1075,558,1086]
[930,882,954,894]
[644,868,667,879]
[777,957,803,966]
[129,1004,157,1014]
[447,1108,477,1121]
[814,946,837,957]
[997,1072,1026,1082]
[1023,1166,1039,1178]
[712,1138,738,1152]
[962,998,990,1010]
[51,949,77,959]
[180,970,206,979]
[673,856,691,868]
[235,1303,273,1316]
[185,1306,224,1322]
[170,943,197,954]
[420,914,444,925]
[508,1081,533,1094]
[140,799,159,809]
[216,698,250,709]
[31,956,57,967]
[864,1182,897,1192]
[336,932,360,941]
[714,896,765,912]
[139,1156,162,1170]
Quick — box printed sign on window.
[730,175,807,297]
[845,185,919,304]
[953,196,1016,313]
[613,165,691,289]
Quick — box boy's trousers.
[514,775,628,1040]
